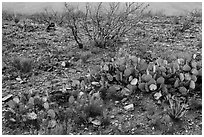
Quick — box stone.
[124,104,134,111]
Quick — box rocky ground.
[2,14,202,135]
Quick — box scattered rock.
[115,101,120,104]
[110,115,115,119]
[131,78,138,85]
[121,98,127,103]
[91,119,101,126]
[61,61,66,67]
[91,82,100,85]
[124,104,134,111]
[2,94,13,102]
[16,77,22,81]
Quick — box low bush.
[12,57,33,74]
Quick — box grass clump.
[12,57,33,73]
[167,97,188,122]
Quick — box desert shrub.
[2,11,14,21]
[12,57,33,73]
[2,12,24,24]
[180,18,192,32]
[142,10,153,18]
[167,96,188,122]
[62,3,85,49]
[79,51,93,63]
[29,8,66,25]
[82,2,149,48]
[173,16,180,24]
[62,2,149,49]
[189,9,202,17]
[14,17,20,24]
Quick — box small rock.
[131,78,138,85]
[110,115,115,119]
[91,82,100,85]
[124,104,134,111]
[61,61,66,67]
[19,80,25,84]
[42,96,48,102]
[157,100,161,104]
[121,88,131,96]
[121,98,127,103]
[2,94,13,102]
[9,118,16,122]
[91,119,101,126]
[152,127,155,130]
[16,77,22,81]
[115,101,119,104]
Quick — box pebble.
[91,82,100,85]
[124,104,134,111]
[110,115,115,119]
[121,98,127,103]
[115,101,119,104]
[152,127,155,130]
[2,94,13,102]
[16,77,22,81]
[91,119,101,126]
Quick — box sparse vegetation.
[167,96,188,122]
[2,3,202,135]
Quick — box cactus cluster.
[99,53,201,98]
[64,51,202,102]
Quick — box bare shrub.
[12,57,33,73]
[61,3,85,49]
[81,2,149,48]
[62,2,148,49]
[190,9,202,17]
[2,11,15,21]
